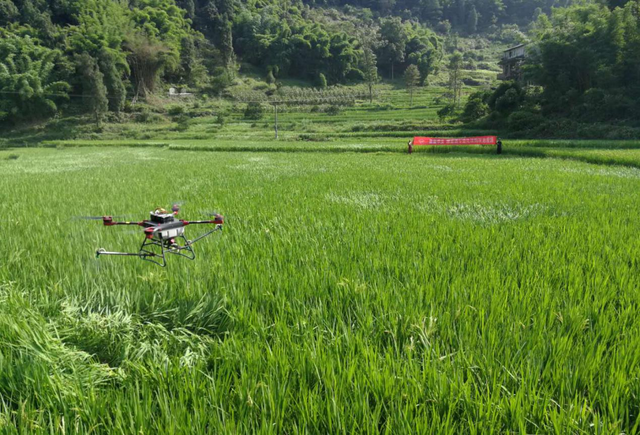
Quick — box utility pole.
[274,102,278,139]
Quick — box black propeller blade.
[75,216,108,220]
[200,210,222,217]
[73,214,137,221]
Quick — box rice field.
[1,147,639,433]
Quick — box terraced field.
[1,147,639,433]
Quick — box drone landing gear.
[95,225,222,267]
[96,247,166,266]
[138,235,195,267]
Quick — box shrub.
[298,134,329,142]
[216,113,227,126]
[244,103,264,120]
[507,111,545,132]
[488,81,524,112]
[135,110,164,123]
[495,88,524,114]
[461,99,489,122]
[266,70,276,84]
[437,104,456,121]
[209,67,233,95]
[253,82,270,91]
[173,115,190,131]
[325,105,341,116]
[461,90,491,122]
[317,73,327,89]
[462,78,482,86]
[168,105,185,116]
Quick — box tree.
[0,29,70,123]
[317,72,327,88]
[405,24,442,85]
[467,5,478,34]
[76,53,108,127]
[0,0,19,26]
[461,90,490,121]
[220,19,235,73]
[126,34,171,99]
[98,48,126,113]
[404,64,420,106]
[447,52,463,107]
[456,0,466,28]
[179,36,196,83]
[532,7,543,23]
[362,43,378,104]
[178,0,195,19]
[419,0,443,24]
[378,17,406,79]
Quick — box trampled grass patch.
[1,147,639,433]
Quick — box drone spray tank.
[148,208,185,241]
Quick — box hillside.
[0,0,523,130]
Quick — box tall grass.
[1,148,639,433]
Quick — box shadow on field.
[0,123,83,149]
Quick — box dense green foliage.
[0,28,70,122]
[3,0,639,136]
[528,0,640,121]
[465,0,640,133]
[0,0,200,122]
[0,0,444,126]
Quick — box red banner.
[412,136,497,146]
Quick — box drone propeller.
[73,214,138,221]
[196,211,223,222]
[170,201,186,215]
[200,210,221,217]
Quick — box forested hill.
[1,0,639,130]
[1,0,444,124]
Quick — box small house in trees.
[168,87,192,97]
[498,44,526,81]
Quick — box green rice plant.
[1,147,639,433]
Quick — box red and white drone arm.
[180,216,224,226]
[102,216,146,226]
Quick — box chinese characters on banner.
[412,136,497,146]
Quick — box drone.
[84,204,224,267]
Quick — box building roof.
[503,43,527,52]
